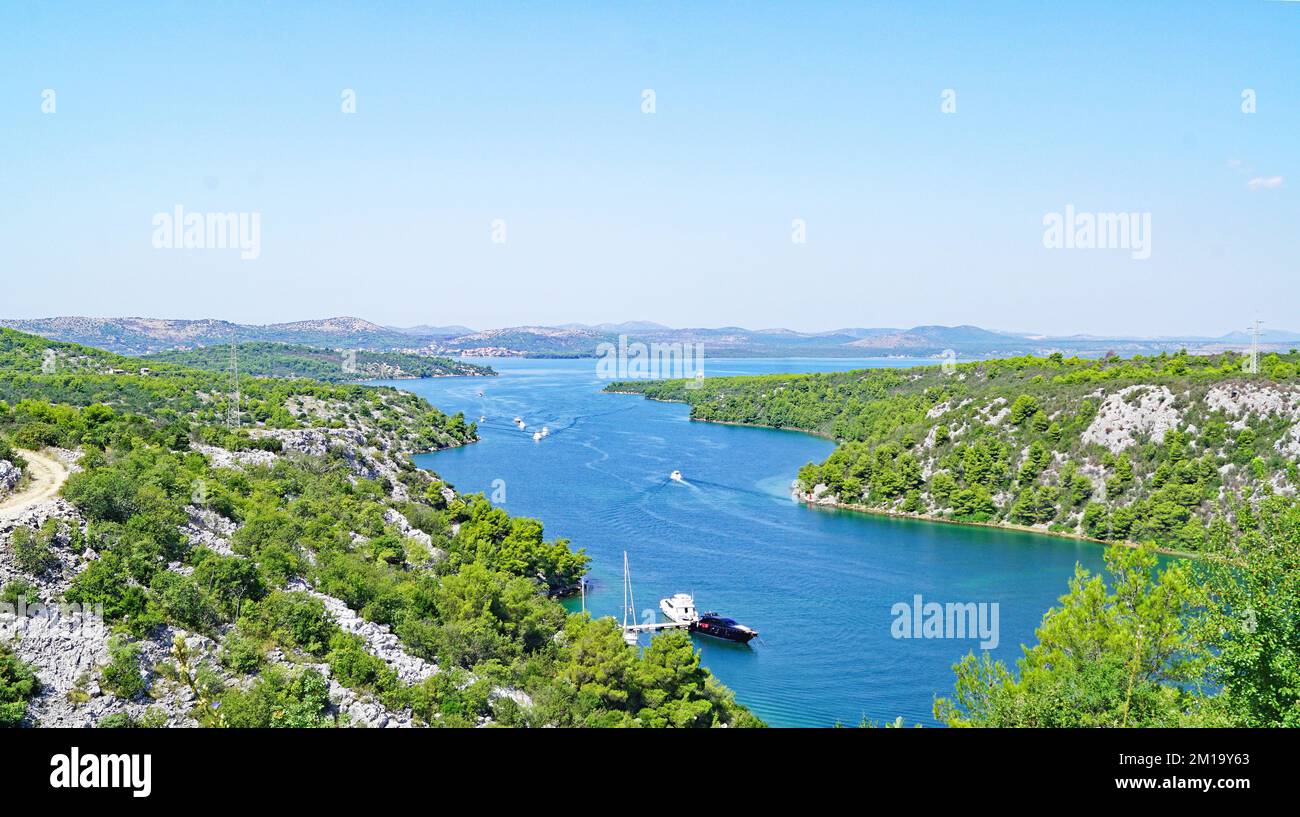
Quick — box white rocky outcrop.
[181,504,236,556]
[977,397,1010,427]
[1278,423,1300,461]
[0,460,20,497]
[284,579,438,686]
[1206,384,1300,429]
[193,443,278,469]
[801,483,839,506]
[384,508,431,548]
[15,619,211,728]
[47,447,85,474]
[247,427,412,500]
[248,427,358,457]
[1081,385,1180,454]
[926,401,951,419]
[329,679,415,728]
[0,500,88,599]
[383,507,447,565]
[489,686,533,710]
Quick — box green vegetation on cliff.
[612,351,1300,727]
[0,327,756,728]
[0,328,476,450]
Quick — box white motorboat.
[659,593,700,624]
[670,470,683,481]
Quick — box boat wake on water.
[668,475,787,502]
[474,402,640,441]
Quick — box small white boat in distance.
[533,431,543,442]
[541,426,550,437]
[479,416,486,423]
[670,470,683,482]
[660,593,700,624]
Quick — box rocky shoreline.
[794,483,1203,560]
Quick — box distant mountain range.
[0,316,417,356]
[1,316,1294,360]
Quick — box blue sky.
[1,1,1296,335]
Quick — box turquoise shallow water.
[386,358,1108,727]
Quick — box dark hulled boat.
[689,612,759,644]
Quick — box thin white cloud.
[1247,176,1284,191]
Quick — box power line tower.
[227,343,241,429]
[1244,319,1262,375]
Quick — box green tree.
[936,545,1210,727]
[101,637,148,700]
[9,526,52,574]
[1009,394,1039,426]
[216,666,334,728]
[0,644,40,727]
[1197,497,1300,726]
[1106,454,1134,498]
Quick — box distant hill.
[390,324,477,337]
[558,321,675,333]
[0,316,430,355]
[143,342,495,382]
[5,315,1296,360]
[437,326,608,357]
[846,324,1021,353]
[1217,329,1300,344]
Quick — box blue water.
[381,358,1108,727]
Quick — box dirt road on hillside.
[0,449,70,519]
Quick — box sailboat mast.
[622,551,636,628]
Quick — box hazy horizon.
[2,311,1295,341]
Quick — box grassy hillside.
[609,351,1300,554]
[0,327,758,728]
[143,342,494,383]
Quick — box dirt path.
[0,449,70,518]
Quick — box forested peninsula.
[610,352,1300,726]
